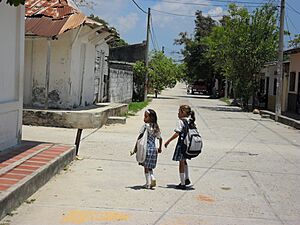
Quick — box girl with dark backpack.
[130,109,162,189]
[164,105,196,190]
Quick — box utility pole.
[275,0,285,121]
[144,8,151,101]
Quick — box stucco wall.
[109,64,133,103]
[24,26,105,109]
[94,42,109,102]
[69,26,98,108]
[289,53,300,94]
[0,3,24,150]
[24,32,72,108]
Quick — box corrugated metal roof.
[25,0,87,37]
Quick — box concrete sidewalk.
[260,110,300,129]
[1,83,299,225]
[0,141,75,220]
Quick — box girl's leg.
[144,167,151,188]
[179,160,185,185]
[149,169,156,187]
[184,161,191,185]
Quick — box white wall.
[95,42,109,102]
[0,3,24,150]
[24,25,109,109]
[24,32,72,108]
[70,26,104,107]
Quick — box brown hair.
[146,109,160,134]
[179,105,195,125]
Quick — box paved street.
[1,83,300,225]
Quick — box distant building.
[108,42,146,103]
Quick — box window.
[289,72,296,92]
[273,79,277,95]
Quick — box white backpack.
[182,120,203,159]
[136,128,148,163]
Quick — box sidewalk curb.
[260,110,300,129]
[0,145,76,220]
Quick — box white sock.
[184,164,189,180]
[145,173,151,186]
[149,170,155,181]
[180,173,185,185]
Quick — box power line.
[286,12,299,33]
[152,8,227,18]
[150,16,160,50]
[131,0,147,14]
[286,1,300,16]
[143,0,266,7]
[285,11,292,43]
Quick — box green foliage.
[289,34,300,48]
[0,0,25,6]
[205,3,278,108]
[88,14,128,48]
[148,51,182,97]
[133,61,147,102]
[174,11,216,83]
[128,100,151,115]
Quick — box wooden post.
[75,129,83,155]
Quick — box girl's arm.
[158,137,162,153]
[164,132,179,148]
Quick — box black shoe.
[175,184,186,190]
[185,179,191,185]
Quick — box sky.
[80,0,300,61]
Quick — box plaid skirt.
[140,134,158,169]
[172,136,187,161]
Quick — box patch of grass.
[126,99,151,116]
[220,97,231,105]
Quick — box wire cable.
[286,1,300,16]
[152,8,226,18]
[150,16,160,50]
[143,0,265,7]
[143,0,264,6]
[131,0,147,14]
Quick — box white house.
[0,2,24,150]
[23,0,114,109]
[261,61,289,112]
[285,48,300,114]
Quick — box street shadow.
[162,184,195,191]
[149,96,176,100]
[197,105,242,113]
[176,95,211,100]
[126,185,154,191]
[0,140,43,163]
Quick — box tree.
[174,11,216,85]
[88,14,128,48]
[133,61,147,102]
[0,0,24,6]
[289,34,300,48]
[148,51,181,98]
[205,3,278,109]
[133,52,183,99]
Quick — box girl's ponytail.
[190,110,196,125]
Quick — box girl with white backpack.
[164,105,196,190]
[130,109,162,189]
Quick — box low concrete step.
[0,142,75,220]
[261,114,271,119]
[106,116,126,125]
